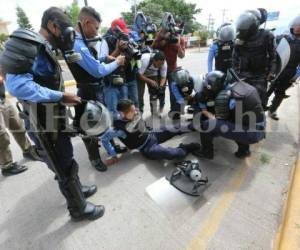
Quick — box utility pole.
[207,14,215,32]
[221,9,228,23]
[84,0,88,6]
[127,0,137,17]
[133,0,137,17]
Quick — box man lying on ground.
[101,99,200,166]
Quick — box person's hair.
[79,6,101,23]
[41,7,72,29]
[153,50,165,61]
[117,99,134,112]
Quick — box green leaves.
[65,0,80,27]
[16,6,33,30]
[122,0,202,33]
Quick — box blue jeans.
[104,85,128,119]
[126,80,139,109]
[168,73,181,113]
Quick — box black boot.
[269,92,285,117]
[235,143,251,158]
[192,147,214,159]
[55,175,97,198]
[179,143,200,153]
[82,137,107,172]
[192,132,214,159]
[81,185,97,198]
[1,162,28,176]
[59,162,105,221]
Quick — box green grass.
[260,153,271,164]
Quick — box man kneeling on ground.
[101,99,200,166]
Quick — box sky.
[0,0,299,33]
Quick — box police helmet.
[203,71,226,99]
[80,101,112,136]
[217,23,235,42]
[258,8,268,25]
[174,69,194,96]
[289,15,300,34]
[245,9,262,24]
[236,12,260,40]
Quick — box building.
[0,20,10,35]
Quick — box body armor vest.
[215,41,234,73]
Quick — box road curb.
[275,157,300,250]
[274,85,300,250]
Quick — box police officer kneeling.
[193,71,266,159]
[0,7,106,221]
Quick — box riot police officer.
[67,7,125,172]
[208,23,235,73]
[193,71,266,159]
[169,68,210,119]
[0,7,107,221]
[233,9,277,109]
[267,15,300,120]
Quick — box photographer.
[153,14,186,121]
[101,18,140,118]
[138,50,167,117]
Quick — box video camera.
[142,17,157,45]
[134,12,157,45]
[110,26,142,60]
[161,12,184,44]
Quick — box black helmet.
[174,69,194,96]
[258,8,268,25]
[246,9,262,24]
[289,15,300,35]
[236,12,260,40]
[203,71,226,99]
[80,101,112,136]
[217,23,235,42]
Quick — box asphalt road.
[0,48,299,250]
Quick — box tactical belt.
[77,82,101,88]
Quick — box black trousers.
[269,70,296,113]
[244,75,268,109]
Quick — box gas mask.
[47,24,82,63]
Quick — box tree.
[122,2,164,27]
[122,0,201,33]
[16,6,33,30]
[0,33,9,51]
[65,0,80,27]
